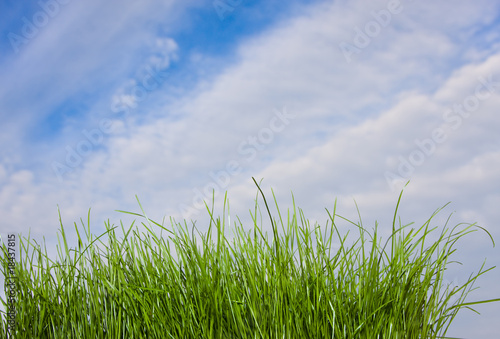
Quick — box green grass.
[1,179,499,338]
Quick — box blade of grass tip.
[56,205,70,260]
[115,210,146,218]
[135,195,151,228]
[392,180,410,234]
[375,184,411,267]
[226,191,231,229]
[252,177,280,258]
[351,199,370,277]
[117,196,171,233]
[74,221,83,253]
[221,191,230,258]
[469,223,496,247]
[133,195,168,249]
[204,189,218,235]
[453,296,500,308]
[222,190,228,230]
[87,208,92,244]
[390,184,408,265]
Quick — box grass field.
[1,179,499,338]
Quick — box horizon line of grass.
[1,179,499,338]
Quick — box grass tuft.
[1,179,498,338]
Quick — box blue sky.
[1,0,500,336]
